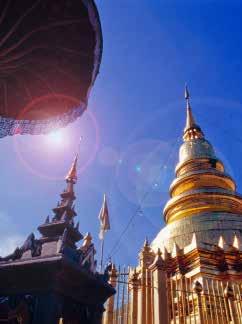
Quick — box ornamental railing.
[103,266,242,324]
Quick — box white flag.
[98,194,110,240]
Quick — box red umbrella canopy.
[0,0,102,137]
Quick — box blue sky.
[1,0,242,266]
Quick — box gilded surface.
[155,99,242,254]
[109,93,242,324]
[152,212,242,252]
[163,108,241,224]
[179,138,215,164]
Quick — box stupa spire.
[162,86,237,225]
[65,154,78,183]
[183,85,204,141]
[185,85,195,128]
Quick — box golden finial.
[65,154,78,183]
[218,235,225,249]
[82,232,92,248]
[232,234,240,249]
[65,137,83,183]
[143,237,149,247]
[184,84,196,129]
[66,154,78,182]
[184,84,190,101]
[183,85,204,141]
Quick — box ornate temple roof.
[0,155,114,302]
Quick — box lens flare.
[13,109,100,181]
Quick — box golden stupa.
[103,87,242,324]
[152,86,242,252]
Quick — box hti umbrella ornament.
[0,0,102,138]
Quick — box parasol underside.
[0,0,102,137]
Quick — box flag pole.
[98,193,110,273]
[100,238,104,273]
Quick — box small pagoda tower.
[38,155,83,252]
[0,155,114,323]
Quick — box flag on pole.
[98,194,110,240]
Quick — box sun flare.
[46,130,64,146]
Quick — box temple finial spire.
[185,84,190,101]
[184,84,196,129]
[183,85,204,141]
[38,151,83,242]
[65,154,78,183]
[65,137,83,183]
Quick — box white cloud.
[0,211,25,257]
[0,235,25,256]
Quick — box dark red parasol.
[0,0,102,137]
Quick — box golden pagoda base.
[103,234,242,324]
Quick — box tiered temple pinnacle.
[38,154,82,246]
[160,86,241,235]
[0,154,114,323]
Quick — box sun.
[46,130,64,146]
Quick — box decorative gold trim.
[164,192,242,223]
